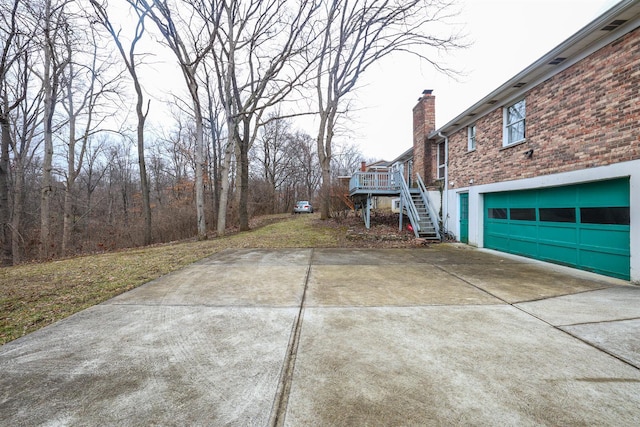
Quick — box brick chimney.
[412,89,436,184]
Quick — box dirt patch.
[317,211,432,248]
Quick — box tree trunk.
[238,118,250,231]
[40,89,54,260]
[216,139,234,235]
[40,0,56,260]
[11,157,24,264]
[319,157,331,220]
[0,117,13,265]
[194,105,207,240]
[316,110,333,220]
[137,100,151,245]
[62,184,73,255]
[62,60,75,255]
[206,81,220,221]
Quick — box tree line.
[0,0,461,265]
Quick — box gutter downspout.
[438,132,448,236]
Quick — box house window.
[437,142,445,180]
[504,99,526,146]
[467,125,476,151]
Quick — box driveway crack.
[269,249,312,427]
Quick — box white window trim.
[503,99,526,147]
[467,125,476,151]
[437,141,446,180]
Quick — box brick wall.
[413,90,436,184]
[447,26,640,188]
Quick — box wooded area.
[0,0,461,265]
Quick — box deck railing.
[416,173,441,240]
[398,172,421,237]
[349,171,399,193]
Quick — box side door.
[459,193,469,244]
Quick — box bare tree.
[0,0,34,265]
[134,0,222,240]
[314,0,463,219]
[8,49,44,264]
[60,24,122,255]
[202,65,225,225]
[78,135,110,241]
[331,141,363,178]
[37,0,71,259]
[106,138,135,228]
[252,115,296,213]
[292,130,320,202]
[209,0,319,233]
[89,0,153,246]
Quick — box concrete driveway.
[1,245,639,426]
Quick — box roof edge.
[429,0,640,140]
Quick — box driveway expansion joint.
[269,249,313,427]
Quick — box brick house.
[413,0,639,281]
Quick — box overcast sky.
[348,0,620,161]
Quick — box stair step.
[403,188,440,240]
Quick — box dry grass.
[0,213,349,345]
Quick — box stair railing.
[416,173,442,240]
[396,171,421,237]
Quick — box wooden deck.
[349,172,401,197]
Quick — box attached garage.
[484,178,630,280]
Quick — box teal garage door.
[484,178,630,280]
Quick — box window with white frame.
[504,99,526,146]
[467,125,476,151]
[437,142,445,180]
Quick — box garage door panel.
[578,180,630,205]
[538,243,578,266]
[509,239,538,256]
[579,227,631,253]
[485,230,509,252]
[508,222,537,235]
[538,186,577,206]
[508,190,537,207]
[538,224,577,244]
[508,223,537,252]
[579,250,630,280]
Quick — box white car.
[293,201,313,214]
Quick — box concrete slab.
[311,248,419,265]
[563,319,640,368]
[407,244,526,265]
[311,246,522,266]
[111,264,308,307]
[0,305,295,426]
[199,248,312,265]
[441,262,615,303]
[516,285,640,325]
[1,246,639,426]
[306,264,500,306]
[285,306,640,426]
